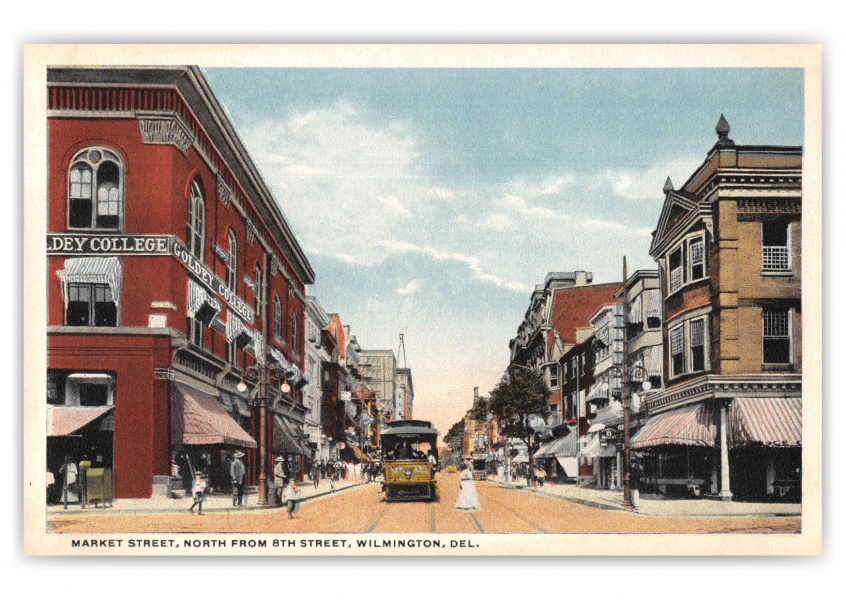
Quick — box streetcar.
[466,455,488,480]
[380,419,440,502]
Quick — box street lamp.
[237,362,291,505]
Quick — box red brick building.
[46,66,314,499]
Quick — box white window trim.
[67,146,125,231]
[761,221,793,273]
[665,231,708,296]
[668,315,711,381]
[762,307,794,365]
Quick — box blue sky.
[203,67,804,434]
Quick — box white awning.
[226,313,253,347]
[587,422,606,434]
[586,382,609,402]
[644,289,661,319]
[585,434,616,458]
[270,347,288,369]
[187,279,221,323]
[556,456,578,478]
[628,294,643,324]
[249,331,265,363]
[57,257,123,307]
[646,345,662,377]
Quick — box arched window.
[186,179,206,259]
[274,294,283,341]
[68,147,123,230]
[254,263,263,314]
[291,310,299,355]
[226,230,238,291]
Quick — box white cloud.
[396,279,422,295]
[539,176,573,195]
[379,195,412,217]
[600,159,703,201]
[479,213,514,231]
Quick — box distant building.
[358,349,397,423]
[395,368,414,420]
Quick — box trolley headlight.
[404,469,413,478]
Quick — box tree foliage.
[443,419,465,450]
[488,368,551,448]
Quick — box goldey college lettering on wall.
[47,233,254,323]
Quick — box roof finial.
[663,176,674,194]
[715,114,734,146]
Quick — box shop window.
[66,283,117,327]
[548,364,559,388]
[187,316,204,347]
[666,233,707,294]
[670,325,685,377]
[186,179,206,259]
[762,221,791,272]
[68,147,123,230]
[763,308,792,364]
[690,318,706,372]
[64,373,114,407]
[226,229,238,291]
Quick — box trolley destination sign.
[47,232,254,322]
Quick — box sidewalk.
[490,477,801,518]
[48,477,377,516]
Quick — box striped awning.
[586,382,609,402]
[534,430,578,458]
[270,347,288,369]
[628,294,644,324]
[57,256,123,307]
[731,397,801,448]
[631,402,718,449]
[644,289,661,319]
[226,313,253,347]
[47,406,113,437]
[645,345,662,377]
[187,278,221,323]
[170,382,256,448]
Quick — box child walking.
[188,472,207,515]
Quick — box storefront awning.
[47,406,113,437]
[534,431,579,458]
[631,402,717,449]
[273,415,309,455]
[643,289,661,319]
[556,456,578,477]
[586,382,608,402]
[628,294,643,324]
[731,397,801,448]
[57,256,123,307]
[171,382,256,448]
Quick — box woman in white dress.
[455,463,480,512]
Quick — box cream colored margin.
[23,44,822,556]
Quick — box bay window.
[666,232,707,294]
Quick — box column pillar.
[718,403,733,502]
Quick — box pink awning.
[48,406,113,437]
[631,402,718,449]
[170,382,256,448]
[731,397,801,447]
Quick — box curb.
[491,480,629,513]
[47,481,376,517]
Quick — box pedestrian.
[538,466,547,487]
[59,454,79,504]
[455,463,480,512]
[510,464,517,482]
[311,460,320,488]
[188,471,207,515]
[328,461,336,491]
[230,451,246,507]
[282,477,301,519]
[273,456,287,504]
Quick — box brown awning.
[273,415,309,455]
[631,402,718,449]
[47,406,113,437]
[170,382,256,448]
[731,397,801,448]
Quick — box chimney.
[574,271,592,287]
[473,386,480,400]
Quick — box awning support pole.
[718,403,733,502]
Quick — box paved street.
[48,473,800,535]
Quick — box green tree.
[443,419,465,452]
[488,368,551,486]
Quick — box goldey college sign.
[47,233,254,323]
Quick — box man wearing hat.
[230,451,247,507]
